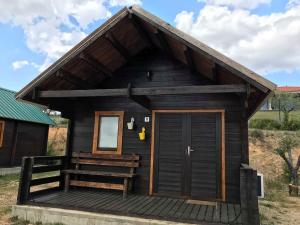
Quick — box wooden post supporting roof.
[127,83,151,111]
[38,84,248,98]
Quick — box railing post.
[240,164,260,225]
[59,156,67,190]
[17,157,34,204]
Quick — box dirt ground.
[0,128,299,225]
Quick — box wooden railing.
[17,156,66,204]
[240,163,260,225]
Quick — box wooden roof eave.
[129,5,277,93]
[15,7,130,100]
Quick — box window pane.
[98,116,119,149]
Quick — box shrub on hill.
[249,119,281,130]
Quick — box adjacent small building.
[0,87,54,167]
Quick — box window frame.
[0,120,5,148]
[92,111,124,155]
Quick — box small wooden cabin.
[15,6,276,225]
[0,87,53,167]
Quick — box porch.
[15,156,259,225]
[25,189,241,224]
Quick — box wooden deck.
[29,190,242,224]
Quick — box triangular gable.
[16,5,276,117]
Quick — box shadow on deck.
[28,190,242,224]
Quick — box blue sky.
[0,0,299,91]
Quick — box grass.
[252,110,300,121]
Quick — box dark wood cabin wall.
[0,119,16,167]
[13,122,49,166]
[55,52,245,203]
[0,118,49,167]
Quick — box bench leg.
[123,178,128,199]
[129,179,133,192]
[64,174,70,192]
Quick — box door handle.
[187,146,194,155]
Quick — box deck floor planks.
[164,198,184,218]
[233,203,242,224]
[173,200,189,219]
[189,204,201,220]
[137,196,164,215]
[158,198,179,218]
[181,203,194,220]
[28,190,241,224]
[148,198,174,217]
[227,203,237,223]
[197,205,207,221]
[220,203,229,224]
[120,195,149,214]
[213,203,221,223]
[109,195,141,212]
[204,205,214,221]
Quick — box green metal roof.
[0,87,54,125]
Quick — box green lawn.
[252,110,300,121]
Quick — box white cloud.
[11,60,30,70]
[197,0,271,10]
[109,0,142,7]
[287,0,300,8]
[0,0,141,72]
[12,60,40,70]
[174,4,300,75]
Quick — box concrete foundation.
[0,167,20,176]
[12,205,195,225]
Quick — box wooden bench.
[62,152,140,199]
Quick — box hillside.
[249,129,300,225]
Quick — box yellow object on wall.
[139,127,146,141]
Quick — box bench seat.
[63,152,140,199]
[62,169,136,178]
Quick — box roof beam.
[154,29,172,57]
[38,84,247,98]
[127,83,150,111]
[79,53,112,77]
[105,32,130,60]
[183,46,195,73]
[56,70,93,89]
[128,14,154,49]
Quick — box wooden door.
[153,113,186,196]
[187,113,221,200]
[153,112,222,200]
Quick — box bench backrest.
[71,152,140,172]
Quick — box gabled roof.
[16,5,276,117]
[0,87,54,125]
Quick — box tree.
[271,92,299,122]
[275,134,300,195]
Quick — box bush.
[249,119,281,130]
[282,119,300,131]
[249,129,264,140]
